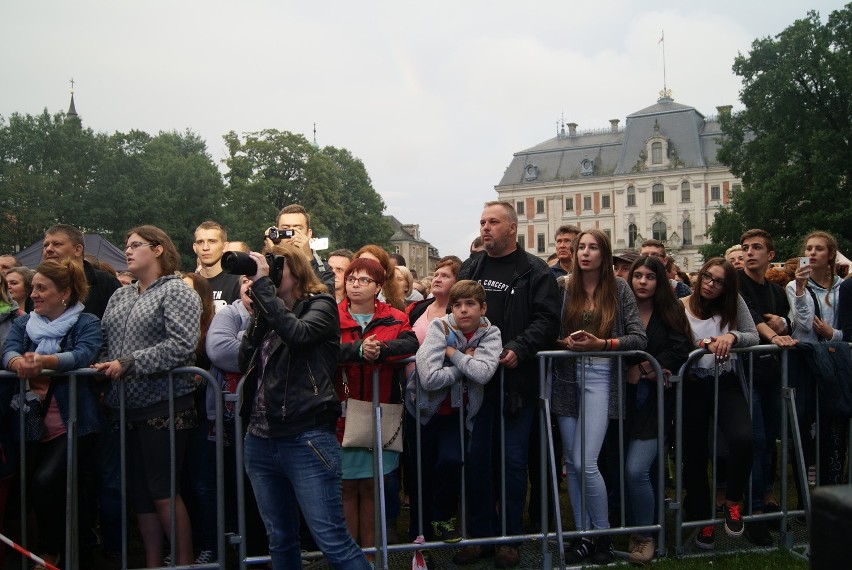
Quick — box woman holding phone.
[551,229,646,564]
[786,231,846,486]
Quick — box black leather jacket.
[238,276,342,437]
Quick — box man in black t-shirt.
[455,201,560,567]
[738,229,797,546]
[193,221,241,312]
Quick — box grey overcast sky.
[1,1,844,259]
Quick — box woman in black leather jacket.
[239,242,369,570]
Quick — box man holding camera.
[267,205,334,293]
[194,221,241,313]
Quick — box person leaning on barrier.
[738,229,797,547]
[238,242,370,570]
[336,257,418,559]
[623,255,691,564]
[680,257,758,551]
[3,259,103,570]
[94,225,201,568]
[551,229,647,566]
[404,280,502,545]
[786,231,847,487]
[453,201,560,568]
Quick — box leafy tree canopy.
[713,3,852,260]
[221,131,390,251]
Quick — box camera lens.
[222,251,258,275]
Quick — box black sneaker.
[564,537,595,565]
[431,518,462,543]
[744,520,773,546]
[695,525,715,550]
[590,535,614,565]
[724,503,744,537]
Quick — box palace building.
[495,94,740,271]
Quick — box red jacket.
[337,299,418,404]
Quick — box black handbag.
[10,382,56,442]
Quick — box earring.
[62,298,67,307]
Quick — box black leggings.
[682,372,753,519]
[27,433,97,555]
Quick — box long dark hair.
[181,272,215,365]
[564,229,616,338]
[629,255,691,339]
[688,257,739,330]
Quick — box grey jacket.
[101,275,201,411]
[405,314,502,432]
[205,298,251,420]
[551,278,647,419]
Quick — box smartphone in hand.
[799,257,811,279]
[569,330,587,340]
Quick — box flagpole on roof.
[659,30,669,99]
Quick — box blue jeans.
[625,437,658,532]
[558,358,611,530]
[465,391,535,538]
[244,429,369,570]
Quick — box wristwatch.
[698,338,712,349]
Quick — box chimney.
[567,122,578,137]
[609,119,620,133]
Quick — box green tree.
[221,131,391,252]
[321,146,391,251]
[221,129,314,245]
[0,109,101,253]
[714,4,852,259]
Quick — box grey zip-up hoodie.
[405,314,502,432]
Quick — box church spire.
[67,78,78,118]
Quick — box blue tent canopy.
[15,234,128,271]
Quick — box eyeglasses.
[125,242,154,251]
[700,272,726,289]
[346,276,376,286]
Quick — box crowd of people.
[0,201,849,569]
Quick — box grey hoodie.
[405,313,502,432]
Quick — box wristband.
[769,334,778,341]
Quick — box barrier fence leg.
[783,386,810,554]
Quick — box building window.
[681,181,690,202]
[603,229,611,241]
[516,201,525,215]
[710,185,721,201]
[652,221,667,242]
[628,224,638,248]
[682,220,692,246]
[652,183,664,205]
[601,195,611,209]
[537,233,545,253]
[627,186,636,207]
[583,196,592,210]
[565,197,574,211]
[731,183,742,196]
[536,199,545,215]
[651,142,662,165]
[518,235,525,250]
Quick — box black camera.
[221,251,286,286]
[267,227,295,244]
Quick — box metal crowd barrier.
[673,344,852,559]
[10,343,843,568]
[0,366,226,570]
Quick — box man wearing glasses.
[639,239,691,298]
